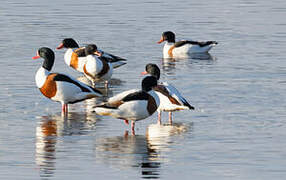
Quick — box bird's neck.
[35,67,49,88]
[42,57,54,71]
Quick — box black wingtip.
[183,101,195,110]
[206,41,218,46]
[189,105,195,110]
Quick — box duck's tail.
[93,105,120,117]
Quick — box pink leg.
[131,121,135,135]
[124,120,129,125]
[168,112,173,125]
[62,104,65,113]
[65,104,68,113]
[61,104,68,115]
[157,111,162,125]
[124,130,129,138]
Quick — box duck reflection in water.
[35,116,57,178]
[35,112,99,178]
[161,58,176,74]
[95,122,192,179]
[161,52,216,71]
[161,53,215,76]
[95,132,161,179]
[189,52,215,60]
[146,122,192,153]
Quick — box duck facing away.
[157,31,217,58]
[142,63,195,124]
[33,47,102,114]
[83,44,113,88]
[56,38,127,72]
[93,76,160,135]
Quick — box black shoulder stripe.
[175,40,217,47]
[174,40,190,48]
[195,41,218,47]
[122,91,149,102]
[53,73,91,92]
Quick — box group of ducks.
[33,31,217,134]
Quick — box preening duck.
[33,47,102,114]
[93,76,160,135]
[83,44,113,88]
[141,63,195,124]
[56,38,126,72]
[157,31,217,58]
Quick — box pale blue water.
[1,0,286,179]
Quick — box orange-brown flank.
[39,74,57,99]
[70,52,79,70]
[168,46,175,58]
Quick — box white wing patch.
[107,89,141,104]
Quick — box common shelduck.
[93,76,160,135]
[33,47,102,114]
[56,38,127,71]
[157,31,217,58]
[141,63,194,124]
[83,44,113,88]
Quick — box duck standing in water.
[141,63,195,124]
[33,47,102,114]
[93,76,160,135]
[83,44,113,88]
[157,31,217,58]
[56,38,126,72]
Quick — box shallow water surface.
[1,0,286,179]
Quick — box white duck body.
[118,90,160,121]
[159,31,217,59]
[64,48,87,73]
[95,90,160,121]
[163,42,215,59]
[107,89,141,105]
[84,55,113,83]
[93,76,160,134]
[57,38,126,72]
[35,67,101,105]
[163,42,189,58]
[161,82,191,106]
[154,82,190,112]
[142,63,195,124]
